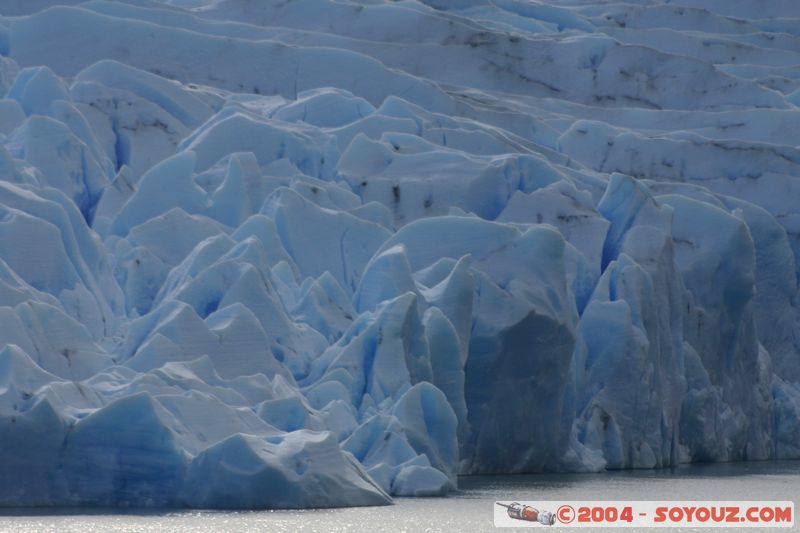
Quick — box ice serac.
[574,174,685,469]
[0,345,69,506]
[377,217,578,473]
[660,194,772,462]
[61,393,187,507]
[182,431,391,509]
[262,187,391,292]
[0,0,799,511]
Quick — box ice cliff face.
[1,0,800,508]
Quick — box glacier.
[0,0,800,509]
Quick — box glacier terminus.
[0,0,800,509]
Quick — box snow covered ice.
[0,0,800,509]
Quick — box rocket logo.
[496,502,556,526]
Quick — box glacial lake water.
[1,461,798,532]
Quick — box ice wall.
[0,0,799,508]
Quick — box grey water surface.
[1,461,798,532]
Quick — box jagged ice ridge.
[0,0,799,508]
